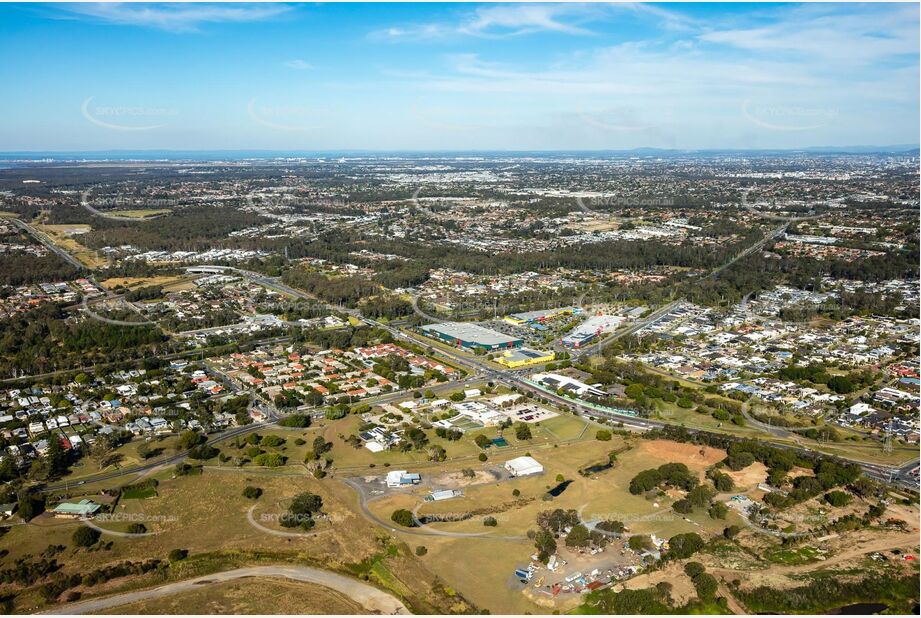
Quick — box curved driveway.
[40,566,409,615]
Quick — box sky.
[0,2,918,152]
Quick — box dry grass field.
[92,577,365,614]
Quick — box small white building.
[505,456,544,477]
[385,470,421,488]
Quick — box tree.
[187,445,219,460]
[290,492,323,515]
[515,423,533,441]
[415,545,427,556]
[708,470,734,492]
[391,509,415,527]
[666,532,704,560]
[16,491,45,521]
[672,499,693,514]
[628,535,653,552]
[178,430,205,450]
[684,562,706,578]
[625,384,644,399]
[534,528,557,560]
[565,523,591,548]
[692,572,718,601]
[595,429,612,441]
[127,523,147,534]
[723,525,741,539]
[260,435,285,448]
[708,502,728,520]
[824,490,852,507]
[596,520,625,534]
[483,516,498,527]
[474,434,491,449]
[72,526,101,547]
[687,485,716,508]
[278,414,311,428]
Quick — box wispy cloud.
[58,3,293,33]
[698,4,919,63]
[372,4,607,41]
[284,59,313,70]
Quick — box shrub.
[391,509,415,527]
[415,546,427,556]
[242,486,263,500]
[168,549,188,561]
[252,453,286,467]
[260,435,285,448]
[478,453,488,462]
[595,429,612,441]
[483,516,498,527]
[127,523,147,534]
[72,526,101,547]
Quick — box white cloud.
[284,59,314,70]
[59,3,293,33]
[698,4,919,63]
[372,3,610,41]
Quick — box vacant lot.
[361,437,747,614]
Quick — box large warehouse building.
[421,322,523,351]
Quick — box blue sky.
[0,2,917,151]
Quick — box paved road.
[12,218,86,270]
[41,421,272,493]
[573,299,684,359]
[39,565,409,615]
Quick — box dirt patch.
[787,466,814,479]
[636,440,725,470]
[726,462,768,490]
[622,561,697,605]
[433,470,498,488]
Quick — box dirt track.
[40,566,410,615]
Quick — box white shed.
[504,456,544,477]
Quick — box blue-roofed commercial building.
[421,322,522,352]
